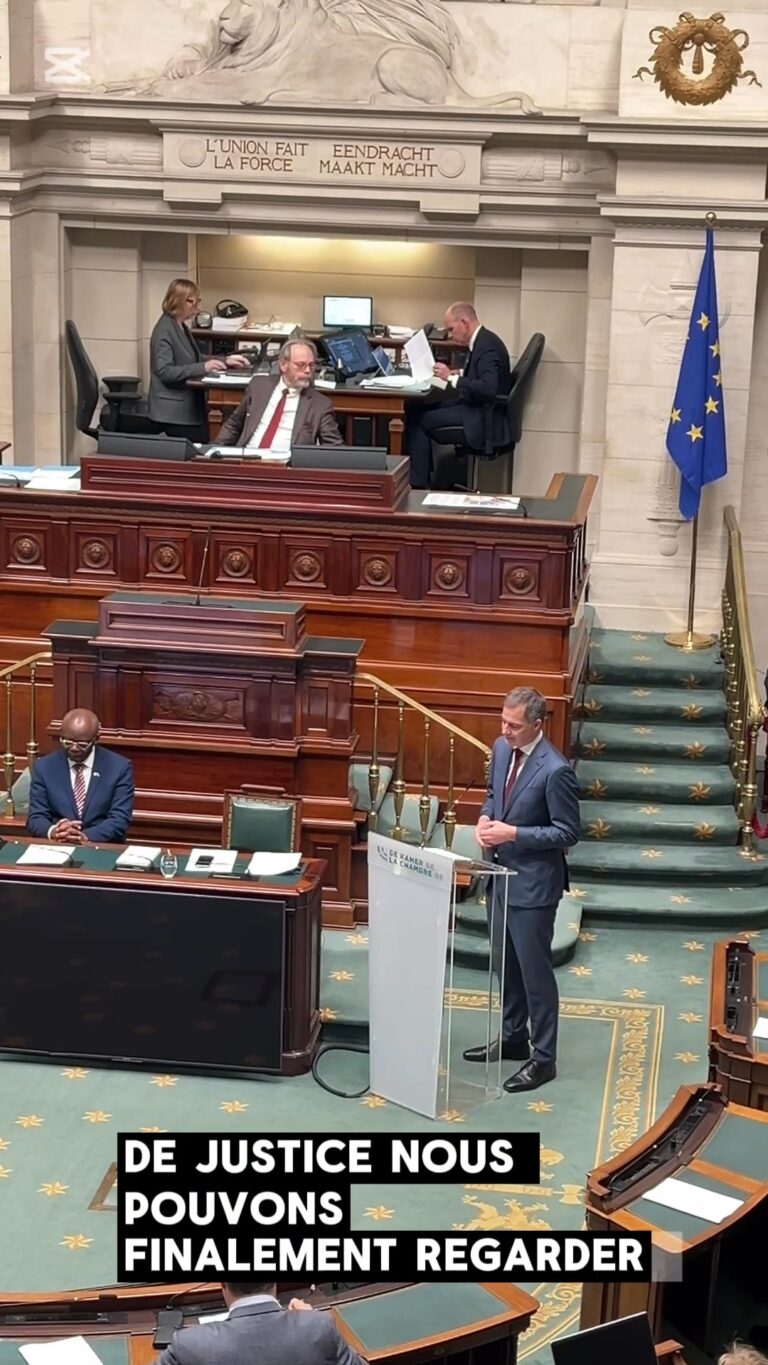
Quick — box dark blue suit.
[27,745,134,843]
[483,735,580,1064]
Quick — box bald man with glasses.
[27,709,134,844]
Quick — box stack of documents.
[187,847,239,874]
[211,317,246,333]
[115,845,161,870]
[245,852,301,877]
[359,376,429,392]
[20,1336,104,1365]
[423,493,521,511]
[16,844,75,866]
[202,373,249,386]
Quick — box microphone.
[195,527,212,607]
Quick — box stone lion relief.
[121,0,540,111]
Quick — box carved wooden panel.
[426,548,472,600]
[151,685,246,725]
[496,553,543,604]
[74,527,118,578]
[214,539,257,587]
[353,541,400,594]
[282,536,331,592]
[140,530,193,583]
[4,524,48,574]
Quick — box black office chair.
[65,320,146,439]
[434,332,546,493]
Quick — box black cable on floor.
[311,1042,370,1098]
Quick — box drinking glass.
[159,850,178,880]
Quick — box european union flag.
[666,228,727,520]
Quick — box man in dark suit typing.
[158,1279,366,1365]
[406,302,512,488]
[216,339,342,450]
[27,708,134,844]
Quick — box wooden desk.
[0,837,324,1076]
[709,937,768,1110]
[191,326,465,370]
[196,377,408,453]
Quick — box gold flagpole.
[665,211,718,653]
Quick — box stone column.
[10,211,63,462]
[578,233,613,554]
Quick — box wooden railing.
[354,672,491,847]
[722,507,765,849]
[1,652,49,815]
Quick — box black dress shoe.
[463,1038,530,1064]
[503,1059,556,1093]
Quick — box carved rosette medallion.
[434,561,464,591]
[504,566,534,595]
[362,557,393,587]
[11,535,42,565]
[151,543,182,574]
[221,547,252,578]
[291,552,322,583]
[81,538,110,570]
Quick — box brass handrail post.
[418,718,431,847]
[3,675,14,816]
[368,685,380,834]
[443,734,457,851]
[391,700,406,841]
[26,660,39,772]
[722,507,766,850]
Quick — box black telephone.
[423,324,448,341]
[216,299,248,319]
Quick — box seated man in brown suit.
[216,338,342,450]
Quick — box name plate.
[164,133,478,185]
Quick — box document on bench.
[20,1337,104,1365]
[753,1016,768,1039]
[207,446,290,463]
[642,1175,743,1224]
[423,493,521,511]
[187,848,239,874]
[245,851,302,877]
[405,328,446,387]
[16,844,76,866]
[115,845,162,870]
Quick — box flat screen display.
[0,881,285,1074]
[323,330,378,377]
[551,1314,657,1365]
[323,296,373,329]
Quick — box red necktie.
[257,388,288,449]
[503,748,522,806]
[73,762,87,817]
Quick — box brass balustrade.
[355,672,492,847]
[1,652,49,816]
[722,508,765,849]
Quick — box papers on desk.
[358,375,430,392]
[753,1016,768,1039]
[0,466,80,490]
[196,1312,230,1325]
[19,1337,104,1365]
[404,328,437,384]
[245,851,301,877]
[201,373,250,386]
[16,844,76,866]
[315,378,337,390]
[423,493,521,511]
[187,847,239,874]
[211,316,246,333]
[642,1175,743,1224]
[115,845,161,871]
[207,445,289,463]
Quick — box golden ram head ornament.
[634,12,761,105]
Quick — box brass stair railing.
[722,508,765,849]
[355,672,492,847]
[1,652,49,815]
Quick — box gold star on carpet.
[710,340,720,357]
[633,655,652,662]
[345,934,368,945]
[439,1109,466,1123]
[705,396,719,415]
[581,698,603,715]
[39,1181,68,1197]
[578,930,597,942]
[680,974,704,986]
[627,952,649,964]
[634,726,653,735]
[639,806,661,815]
[61,1068,88,1080]
[683,940,705,951]
[82,1111,111,1124]
[631,633,648,640]
[636,765,656,775]
[0,1165,11,1178]
[689,782,711,800]
[581,738,606,755]
[140,1127,167,1132]
[568,922,579,931]
[623,988,646,1000]
[567,888,587,899]
[697,312,710,330]
[365,1205,395,1220]
[330,970,355,982]
[681,674,701,689]
[150,1075,178,1088]
[675,1052,700,1064]
[587,818,612,840]
[16,1115,43,1129]
[319,1007,339,1022]
[631,688,652,697]
[569,965,592,977]
[671,894,692,905]
[528,1101,553,1113]
[694,823,717,840]
[585,779,608,798]
[0,1139,9,1151]
[587,670,603,684]
[642,849,662,859]
[61,1234,92,1250]
[220,1100,248,1114]
[740,930,761,939]
[684,743,707,759]
[679,1012,703,1024]
[669,408,681,424]
[360,1095,387,1108]
[681,703,704,720]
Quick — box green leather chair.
[10,765,31,816]
[222,787,301,854]
[377,791,439,844]
[348,761,393,815]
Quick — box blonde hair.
[162,278,200,317]
[719,1346,768,1365]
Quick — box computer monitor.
[291,445,388,471]
[551,1314,657,1365]
[323,296,374,329]
[372,345,394,376]
[322,330,378,378]
[97,432,197,461]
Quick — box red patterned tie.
[503,748,522,806]
[73,762,87,817]
[257,388,288,449]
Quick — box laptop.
[551,1314,658,1365]
[372,345,394,376]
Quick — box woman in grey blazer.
[148,279,249,441]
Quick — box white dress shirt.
[247,385,301,451]
[448,323,482,385]
[48,745,96,837]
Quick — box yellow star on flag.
[670,408,681,424]
[687,424,703,443]
[710,340,720,356]
[705,397,719,414]
[713,369,722,387]
[697,312,710,330]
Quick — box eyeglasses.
[59,736,94,749]
[291,361,316,372]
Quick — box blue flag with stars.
[666,227,727,520]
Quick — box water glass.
[159,849,178,880]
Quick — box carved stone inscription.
[166,133,476,185]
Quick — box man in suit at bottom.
[464,686,580,1094]
[26,708,134,844]
[158,1279,366,1365]
[216,339,343,450]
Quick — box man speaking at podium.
[464,687,580,1094]
[216,339,343,451]
[27,708,134,844]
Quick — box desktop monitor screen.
[323,295,373,329]
[322,330,378,377]
[97,432,197,461]
[551,1314,658,1365]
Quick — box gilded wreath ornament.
[634,12,760,105]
